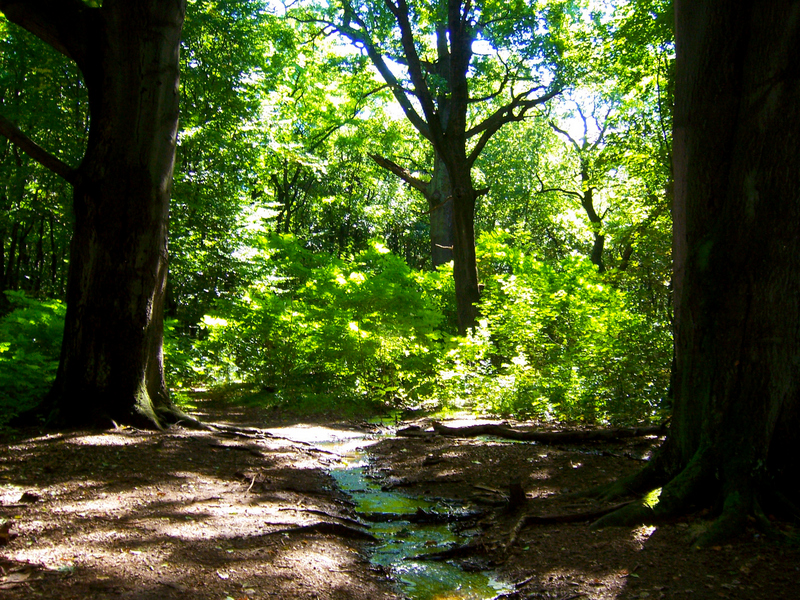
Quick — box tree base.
[9,391,199,431]
[585,445,798,548]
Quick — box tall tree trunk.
[0,0,189,428]
[33,217,44,292]
[5,221,19,289]
[0,224,6,292]
[591,0,800,547]
[47,212,58,291]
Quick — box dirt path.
[1,397,798,599]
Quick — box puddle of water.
[331,452,512,600]
[263,422,512,599]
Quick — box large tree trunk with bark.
[369,151,454,270]
[449,173,480,334]
[428,153,454,269]
[591,0,800,547]
[1,0,188,428]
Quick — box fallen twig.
[279,507,365,528]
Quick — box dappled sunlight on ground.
[2,401,799,599]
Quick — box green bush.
[0,291,65,423]
[436,230,672,424]
[173,235,453,414]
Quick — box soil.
[1,395,798,600]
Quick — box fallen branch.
[278,507,365,529]
[262,521,377,542]
[381,476,465,490]
[356,506,481,524]
[415,501,635,564]
[410,541,486,562]
[208,441,265,457]
[398,422,667,444]
[516,501,634,526]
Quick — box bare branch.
[468,63,510,105]
[293,9,432,140]
[383,0,440,138]
[549,120,583,154]
[533,172,582,200]
[0,114,77,184]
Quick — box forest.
[0,0,674,427]
[1,1,800,599]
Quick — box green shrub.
[0,291,65,423]
[177,235,452,414]
[436,230,672,424]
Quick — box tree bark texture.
[1,0,187,427]
[370,151,454,269]
[448,168,480,333]
[595,0,800,546]
[427,153,454,269]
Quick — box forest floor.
[1,393,798,600]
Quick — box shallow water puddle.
[331,447,511,599]
[266,423,510,598]
[265,423,511,599]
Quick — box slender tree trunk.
[33,217,44,292]
[41,0,186,427]
[5,221,19,289]
[0,224,5,292]
[592,0,800,547]
[580,184,605,273]
[47,212,58,290]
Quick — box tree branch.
[0,0,96,66]
[369,153,429,195]
[0,114,77,184]
[298,8,432,140]
[549,120,583,154]
[534,172,582,200]
[466,86,562,168]
[383,0,440,140]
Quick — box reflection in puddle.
[263,422,511,599]
[331,449,511,600]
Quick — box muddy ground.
[1,395,798,600]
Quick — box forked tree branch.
[466,86,562,168]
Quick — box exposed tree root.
[691,489,751,549]
[573,452,668,503]
[763,489,800,522]
[397,421,667,444]
[590,445,713,530]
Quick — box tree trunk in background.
[428,152,454,269]
[1,0,188,428]
[449,167,480,334]
[0,226,5,292]
[593,0,800,547]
